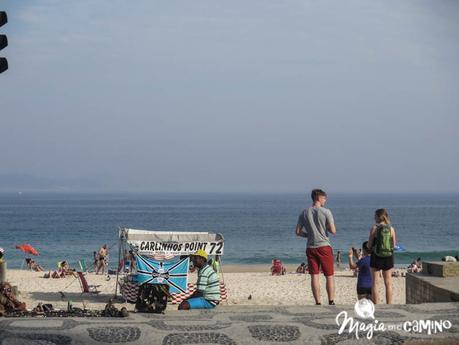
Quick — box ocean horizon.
[1,192,458,270]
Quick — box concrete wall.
[406,273,459,304]
[424,261,459,277]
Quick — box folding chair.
[77,272,101,294]
[22,258,29,270]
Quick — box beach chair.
[78,259,88,273]
[271,259,287,275]
[22,258,30,270]
[77,272,101,294]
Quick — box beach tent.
[119,228,224,256]
[116,228,225,301]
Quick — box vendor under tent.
[116,228,226,312]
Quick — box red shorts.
[306,245,334,276]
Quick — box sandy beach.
[4,265,406,311]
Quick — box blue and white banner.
[135,255,189,294]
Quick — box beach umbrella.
[15,244,39,256]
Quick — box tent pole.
[219,255,225,284]
[217,255,228,304]
[114,228,122,298]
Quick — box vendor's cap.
[191,249,208,260]
[0,247,4,254]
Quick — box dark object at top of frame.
[0,12,7,28]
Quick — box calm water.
[0,193,458,269]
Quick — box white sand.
[223,270,405,305]
[4,267,405,311]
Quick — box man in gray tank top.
[296,189,336,305]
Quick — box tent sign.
[128,240,224,255]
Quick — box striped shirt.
[197,263,220,304]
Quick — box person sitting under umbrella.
[25,258,44,272]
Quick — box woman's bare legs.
[382,269,393,304]
[371,268,380,304]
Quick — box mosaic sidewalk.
[0,303,458,344]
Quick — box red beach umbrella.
[15,244,40,256]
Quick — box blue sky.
[1,0,458,192]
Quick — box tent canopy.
[120,228,223,242]
[119,228,224,256]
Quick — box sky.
[0,0,458,193]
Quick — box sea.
[0,193,458,270]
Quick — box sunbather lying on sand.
[58,261,78,278]
[296,262,307,274]
[25,258,44,272]
[42,261,77,279]
[43,270,65,279]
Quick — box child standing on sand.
[348,241,372,300]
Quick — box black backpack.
[135,284,169,314]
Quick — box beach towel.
[134,256,189,294]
